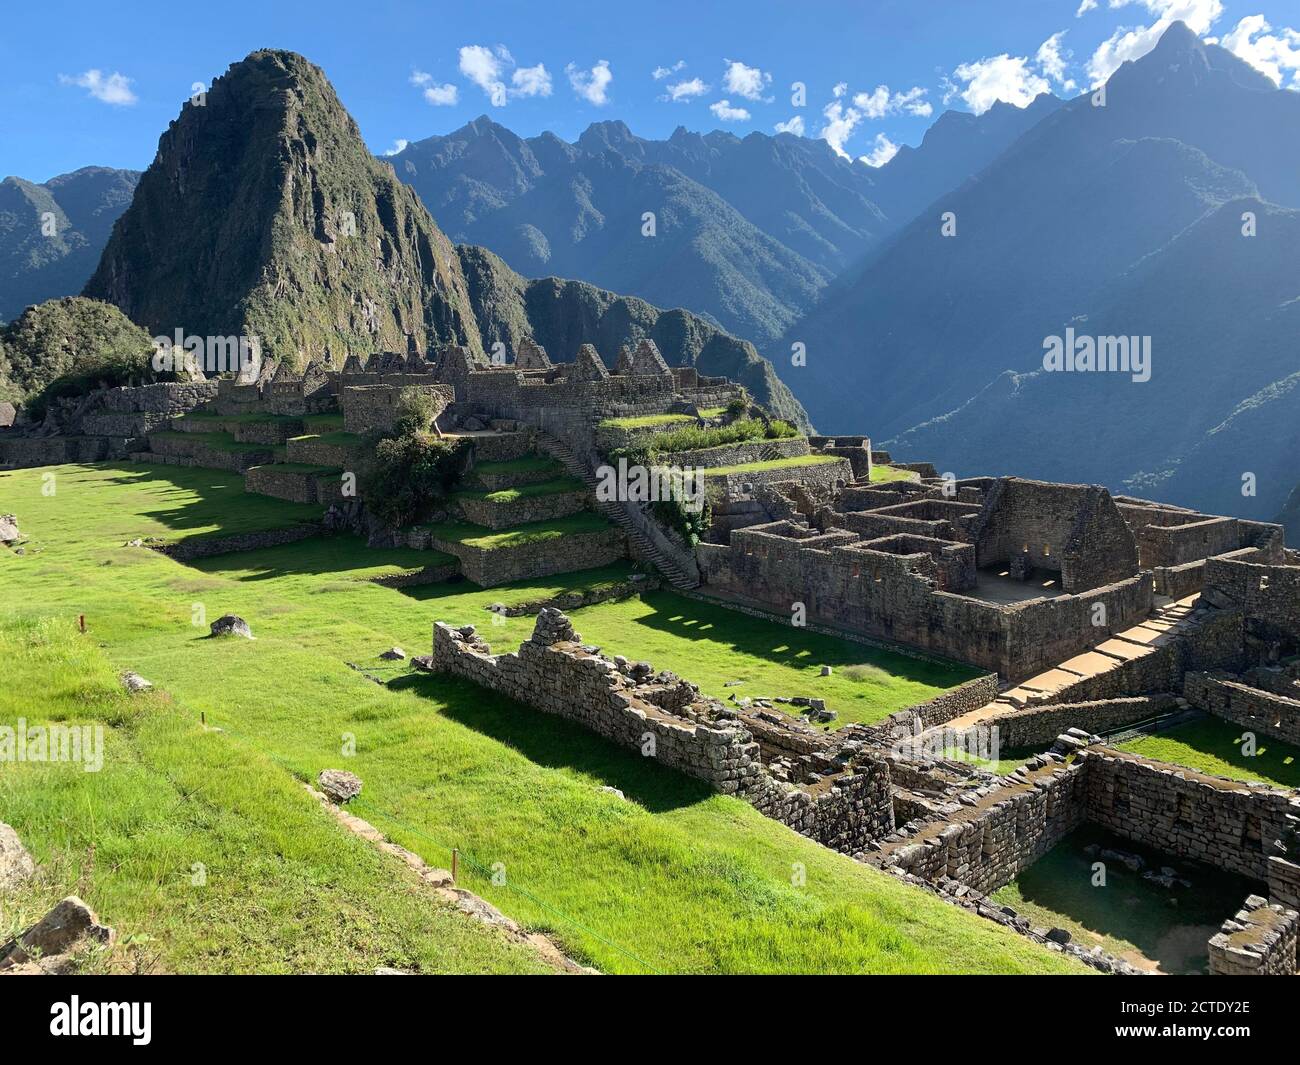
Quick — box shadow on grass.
[392,671,713,814]
[194,534,446,581]
[999,825,1261,974]
[93,463,323,536]
[630,591,977,688]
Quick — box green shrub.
[361,432,470,528]
[393,388,440,435]
[652,490,712,547]
[617,417,797,458]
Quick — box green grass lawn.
[1116,716,1300,789]
[0,616,550,975]
[0,462,1084,974]
[703,455,841,477]
[991,825,1258,973]
[870,465,919,483]
[423,511,611,550]
[453,477,585,504]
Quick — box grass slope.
[1117,716,1300,790]
[0,462,1083,974]
[0,617,549,975]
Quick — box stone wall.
[150,523,321,562]
[430,613,894,852]
[428,526,625,587]
[702,457,852,505]
[989,695,1180,750]
[971,478,1139,594]
[1081,747,1300,882]
[874,756,1090,894]
[1208,895,1298,975]
[453,490,588,530]
[697,521,1153,681]
[858,673,1001,741]
[662,436,810,470]
[1184,672,1300,747]
[1203,556,1300,660]
[342,384,454,435]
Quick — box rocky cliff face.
[84,49,484,366]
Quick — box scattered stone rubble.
[0,897,116,975]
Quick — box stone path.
[941,594,1201,733]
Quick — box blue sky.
[3,0,1298,180]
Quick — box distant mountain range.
[784,21,1300,523]
[76,49,807,426]
[4,21,1297,526]
[0,167,139,322]
[384,99,1057,345]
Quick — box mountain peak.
[84,47,483,364]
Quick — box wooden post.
[451,848,458,882]
[78,614,85,633]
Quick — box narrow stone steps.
[533,432,698,590]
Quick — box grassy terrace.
[0,462,1083,974]
[288,430,366,448]
[597,413,695,429]
[423,511,611,550]
[870,465,919,483]
[248,462,342,476]
[148,430,272,454]
[702,455,842,477]
[471,455,564,477]
[1117,716,1300,790]
[452,477,585,504]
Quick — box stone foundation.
[1208,895,1298,975]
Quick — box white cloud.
[662,77,710,102]
[512,63,552,98]
[459,44,510,106]
[819,100,864,158]
[1220,14,1300,88]
[411,71,459,106]
[59,69,137,106]
[774,115,805,135]
[722,59,772,101]
[453,45,551,105]
[1085,0,1224,86]
[710,99,751,122]
[859,133,900,167]
[1037,31,1078,92]
[832,81,848,98]
[947,54,1051,113]
[1076,0,1098,14]
[567,60,613,105]
[652,60,686,80]
[851,84,932,118]
[382,139,409,156]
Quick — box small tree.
[361,431,468,529]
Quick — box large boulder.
[119,671,153,693]
[210,614,254,639]
[0,821,35,891]
[0,514,19,544]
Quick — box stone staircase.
[534,432,700,590]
